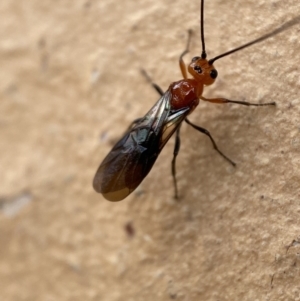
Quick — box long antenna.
[208,15,300,65]
[200,0,206,59]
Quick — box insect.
[93,0,296,202]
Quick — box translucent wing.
[93,91,191,201]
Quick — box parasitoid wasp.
[93,0,297,202]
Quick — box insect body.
[93,81,199,202]
[93,46,230,201]
[93,0,295,202]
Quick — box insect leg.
[179,29,193,79]
[185,118,236,167]
[200,96,276,106]
[141,69,164,96]
[171,123,182,199]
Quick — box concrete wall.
[1,0,300,300]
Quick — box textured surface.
[0,0,300,300]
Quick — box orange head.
[187,56,218,86]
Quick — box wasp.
[93,0,297,202]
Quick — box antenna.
[200,0,206,59]
[208,14,300,65]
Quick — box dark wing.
[93,91,191,201]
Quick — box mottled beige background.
[0,0,300,300]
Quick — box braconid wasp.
[93,0,298,201]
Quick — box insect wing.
[93,91,190,201]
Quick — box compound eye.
[210,69,218,79]
[192,56,200,62]
[194,65,202,74]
